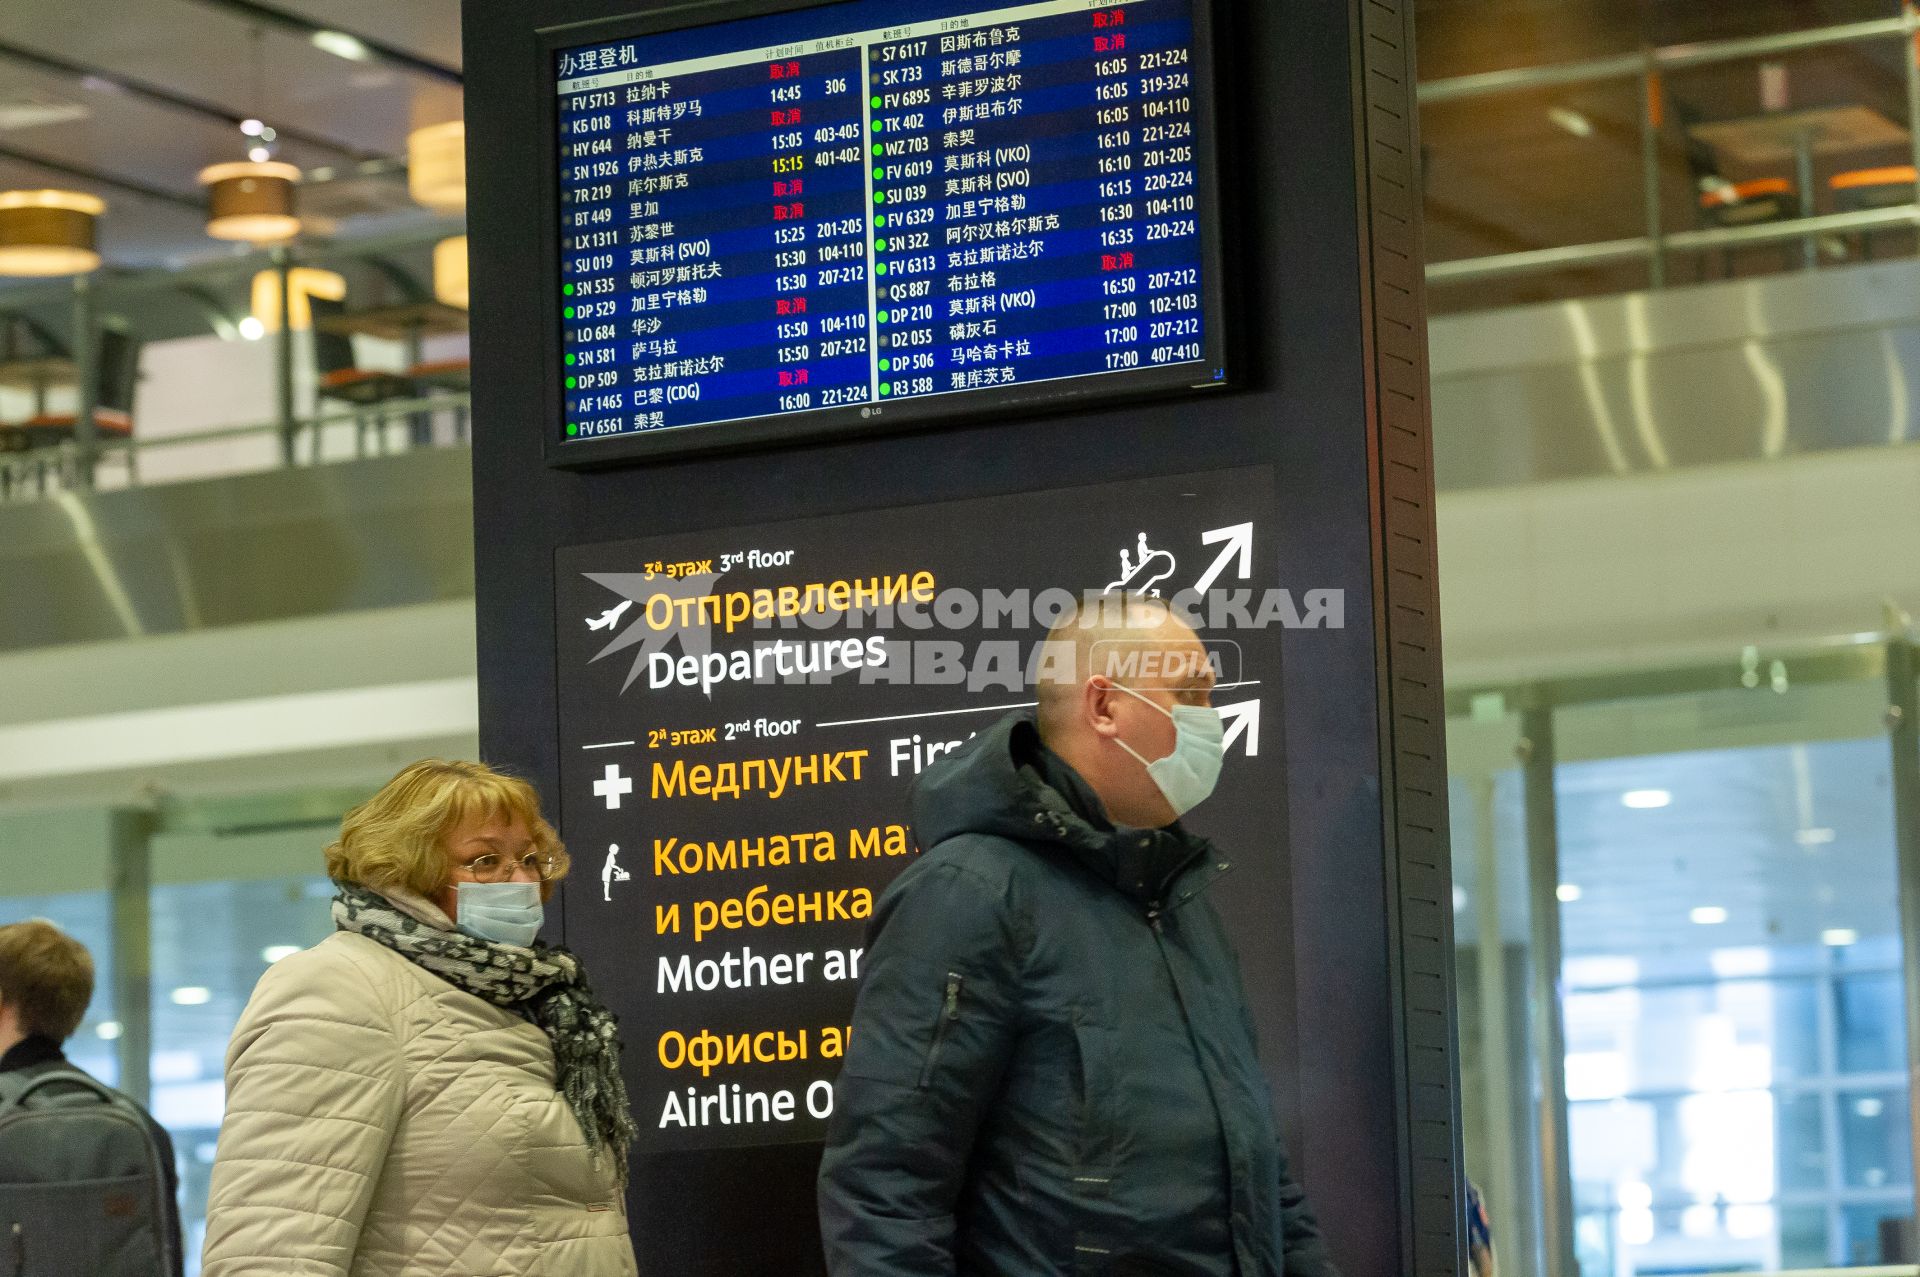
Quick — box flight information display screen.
[551,0,1226,457]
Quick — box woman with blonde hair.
[202,760,637,1277]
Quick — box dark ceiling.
[1418,0,1920,309]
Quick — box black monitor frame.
[536,0,1232,467]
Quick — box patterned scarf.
[331,881,635,1184]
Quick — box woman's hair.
[326,760,570,901]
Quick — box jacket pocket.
[1070,1018,1116,1194]
[917,971,965,1088]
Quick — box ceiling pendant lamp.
[249,266,347,333]
[433,235,468,309]
[0,190,106,276]
[408,121,466,213]
[200,161,302,243]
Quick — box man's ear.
[1085,678,1122,739]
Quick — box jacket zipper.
[918,971,965,1087]
[11,1221,23,1277]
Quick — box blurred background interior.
[2,0,1919,1273]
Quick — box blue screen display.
[555,0,1219,445]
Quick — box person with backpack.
[0,918,184,1277]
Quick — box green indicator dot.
[872,143,883,156]
[562,283,574,295]
[566,376,577,389]
[564,306,575,319]
[876,238,888,252]
[879,358,891,371]
[871,95,882,109]
[875,262,887,275]
[873,120,884,133]
[879,383,892,397]
[565,354,577,366]
[567,423,579,437]
[874,192,886,204]
[874,213,886,227]
[877,310,889,323]
[873,167,884,179]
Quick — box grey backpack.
[0,1066,174,1277]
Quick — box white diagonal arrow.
[1194,522,1254,595]
[1217,698,1260,757]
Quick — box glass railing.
[0,390,471,504]
[1422,14,1920,313]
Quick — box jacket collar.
[911,709,1225,909]
[0,1033,64,1074]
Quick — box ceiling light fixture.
[311,30,373,62]
[1622,789,1672,809]
[249,266,345,332]
[434,235,468,309]
[200,160,302,242]
[1548,106,1595,138]
[0,189,105,276]
[237,315,265,341]
[1821,928,1858,947]
[408,120,467,213]
[1690,906,1729,926]
[1556,883,1584,903]
[261,944,301,964]
[170,986,212,1006]
[1795,827,1836,846]
[95,1020,123,1040]
[240,118,264,136]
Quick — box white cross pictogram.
[594,763,634,810]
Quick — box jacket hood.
[908,709,1217,906]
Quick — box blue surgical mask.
[1108,682,1226,818]
[456,881,545,947]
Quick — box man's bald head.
[1035,593,1190,742]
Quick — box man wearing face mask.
[819,594,1339,1277]
[203,760,639,1277]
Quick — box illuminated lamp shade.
[248,266,346,333]
[408,121,466,213]
[434,235,468,310]
[199,161,302,242]
[0,189,106,276]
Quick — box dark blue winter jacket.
[819,711,1338,1277]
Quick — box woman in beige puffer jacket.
[202,760,639,1277]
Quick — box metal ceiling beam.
[0,38,382,163]
[0,141,201,210]
[182,0,463,84]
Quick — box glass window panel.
[1774,1092,1828,1192]
[151,873,335,1276]
[1778,1204,1831,1270]
[1842,1203,1915,1267]
[1839,1087,1914,1190]
[1563,977,1821,1093]
[1836,971,1907,1075]
[1549,684,1905,1275]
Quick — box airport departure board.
[551,0,1226,457]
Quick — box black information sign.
[554,465,1333,1154]
[549,0,1228,460]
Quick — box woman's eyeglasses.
[457,852,557,883]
